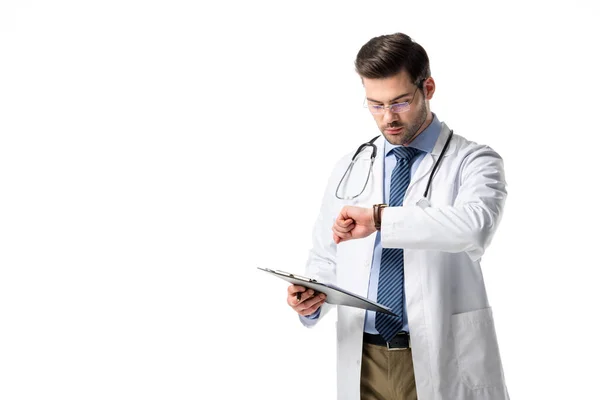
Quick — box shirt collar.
[384,113,442,156]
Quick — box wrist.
[372,204,388,231]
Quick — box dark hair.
[355,33,431,87]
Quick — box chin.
[383,133,407,146]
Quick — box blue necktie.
[375,146,421,342]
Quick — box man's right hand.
[287,284,327,317]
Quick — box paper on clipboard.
[258,267,397,316]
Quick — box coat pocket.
[451,307,505,389]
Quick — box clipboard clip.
[273,269,317,283]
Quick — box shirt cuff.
[299,308,321,326]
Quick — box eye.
[390,102,409,112]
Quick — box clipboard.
[258,267,397,316]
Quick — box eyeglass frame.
[363,79,426,115]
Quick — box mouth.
[385,127,404,134]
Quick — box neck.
[406,111,433,145]
[417,112,434,135]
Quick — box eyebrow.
[366,92,412,104]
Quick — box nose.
[382,107,400,125]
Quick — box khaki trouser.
[360,342,417,400]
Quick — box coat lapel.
[407,122,457,196]
[367,135,385,205]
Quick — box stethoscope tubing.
[335,130,453,201]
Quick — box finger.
[300,298,327,316]
[287,287,309,307]
[335,218,352,227]
[337,222,355,233]
[333,226,353,239]
[301,293,326,310]
[287,285,306,295]
[332,231,351,243]
[333,221,354,233]
[290,289,313,308]
[333,219,354,233]
[338,205,349,220]
[294,289,315,305]
[296,292,325,313]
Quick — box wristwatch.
[372,204,388,231]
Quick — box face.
[363,69,435,146]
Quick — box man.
[286,33,509,400]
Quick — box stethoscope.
[335,130,454,208]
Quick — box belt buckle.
[386,334,410,351]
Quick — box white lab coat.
[302,123,510,400]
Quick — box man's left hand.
[332,206,376,244]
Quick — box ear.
[422,77,436,100]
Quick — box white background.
[1,1,599,399]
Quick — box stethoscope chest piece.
[416,198,431,209]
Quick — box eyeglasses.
[364,85,420,115]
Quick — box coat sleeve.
[299,155,350,327]
[381,145,507,261]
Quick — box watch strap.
[373,204,388,231]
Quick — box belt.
[363,332,411,350]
